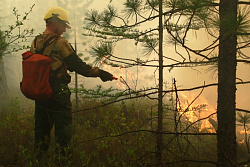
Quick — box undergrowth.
[0,97,219,167]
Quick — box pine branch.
[68,81,250,114]
[236,108,250,114]
[209,1,250,6]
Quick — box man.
[31,7,115,159]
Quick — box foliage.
[0,31,7,57]
[0,5,35,57]
[0,97,220,166]
[0,98,34,166]
[83,0,221,75]
[83,0,250,69]
[72,84,123,100]
[90,41,114,66]
[237,112,250,125]
[237,5,250,41]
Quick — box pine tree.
[84,0,250,166]
[84,0,214,166]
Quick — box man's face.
[55,20,67,36]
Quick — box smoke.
[1,0,250,114]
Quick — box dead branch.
[70,81,250,114]
[82,130,217,143]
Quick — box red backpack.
[20,35,58,101]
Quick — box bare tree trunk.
[217,0,238,166]
[0,58,9,104]
[157,0,163,166]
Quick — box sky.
[1,0,250,116]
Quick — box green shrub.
[0,97,219,166]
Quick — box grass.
[0,96,222,167]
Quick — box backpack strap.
[34,35,59,54]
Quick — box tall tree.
[157,0,163,166]
[217,0,238,166]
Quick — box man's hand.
[99,70,114,82]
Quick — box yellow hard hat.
[44,7,71,29]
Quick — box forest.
[0,0,250,167]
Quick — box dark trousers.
[34,99,72,156]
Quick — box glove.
[99,70,113,82]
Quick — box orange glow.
[177,92,216,132]
[238,139,245,144]
[240,130,250,134]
